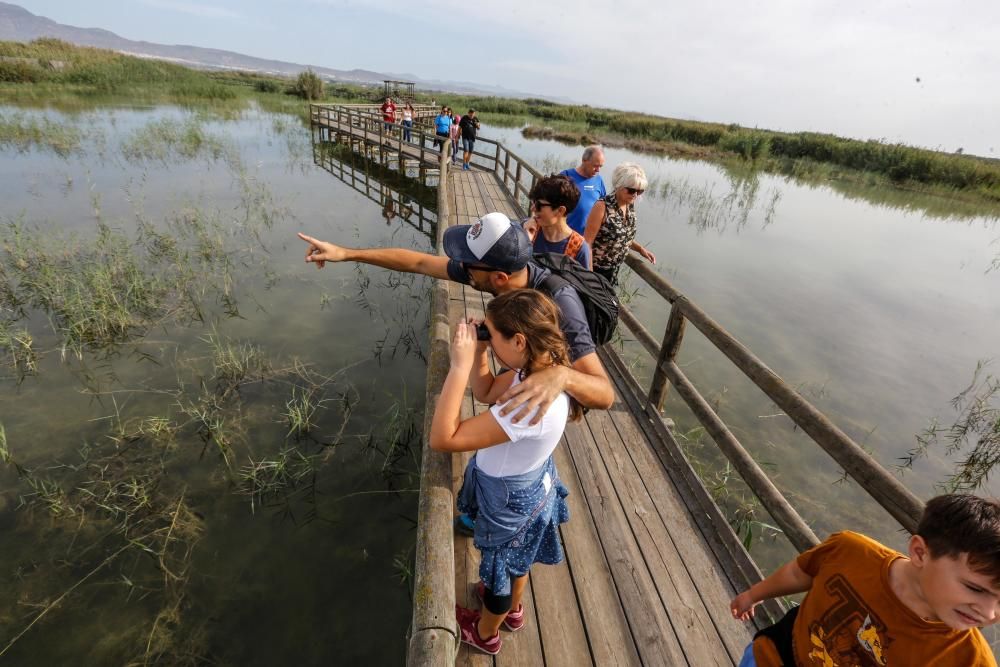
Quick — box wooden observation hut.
[382,79,415,103]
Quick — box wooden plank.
[587,406,741,665]
[602,402,755,660]
[564,417,688,666]
[495,576,545,667]
[528,557,594,667]
[598,349,784,630]
[552,443,641,667]
[450,283,495,667]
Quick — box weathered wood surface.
[443,167,761,666]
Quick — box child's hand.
[730,591,758,621]
[450,322,476,370]
[522,219,539,243]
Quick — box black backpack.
[532,252,619,346]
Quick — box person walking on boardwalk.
[297,212,614,420]
[730,494,1000,667]
[458,109,480,171]
[380,97,396,133]
[583,162,656,285]
[429,289,579,655]
[560,146,606,234]
[449,109,461,163]
[433,105,452,150]
[525,174,592,269]
[401,102,414,142]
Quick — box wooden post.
[649,299,687,409]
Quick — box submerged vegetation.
[902,361,1000,492]
[0,90,427,661]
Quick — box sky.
[14,0,1000,157]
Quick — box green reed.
[0,111,83,156]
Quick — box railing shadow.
[311,140,438,243]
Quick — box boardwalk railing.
[408,146,459,666]
[473,137,925,552]
[309,104,448,167]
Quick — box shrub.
[291,69,323,100]
[254,79,281,94]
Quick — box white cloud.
[140,0,244,20]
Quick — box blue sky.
[15,0,1000,157]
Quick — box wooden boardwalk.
[446,168,765,666]
[310,106,930,665]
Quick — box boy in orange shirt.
[730,494,1000,666]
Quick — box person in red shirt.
[380,97,396,133]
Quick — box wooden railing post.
[648,300,687,410]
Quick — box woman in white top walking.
[430,288,580,655]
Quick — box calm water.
[0,104,431,664]
[2,106,998,661]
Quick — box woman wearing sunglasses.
[583,162,656,285]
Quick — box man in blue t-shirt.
[297,213,613,421]
[560,145,606,234]
[433,106,452,150]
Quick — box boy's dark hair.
[528,174,580,215]
[917,494,1000,584]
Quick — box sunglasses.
[465,263,507,274]
[531,199,553,210]
[626,187,645,195]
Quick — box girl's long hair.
[486,289,584,422]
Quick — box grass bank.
[4,38,999,210]
[432,96,1000,209]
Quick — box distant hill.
[0,1,539,98]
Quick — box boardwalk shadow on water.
[312,138,439,243]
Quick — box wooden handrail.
[617,304,820,550]
[407,143,458,666]
[622,254,924,534]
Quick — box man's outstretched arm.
[297,232,450,280]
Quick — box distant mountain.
[0,2,543,98]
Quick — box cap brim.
[442,226,478,264]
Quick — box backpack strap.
[564,231,584,260]
[539,271,569,297]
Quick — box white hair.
[611,162,648,191]
[581,145,604,162]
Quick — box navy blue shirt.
[446,260,596,362]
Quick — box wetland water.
[1,104,431,664]
[1,105,998,661]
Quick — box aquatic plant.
[903,360,1000,491]
[0,111,83,156]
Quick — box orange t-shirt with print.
[752,531,996,666]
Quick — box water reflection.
[312,141,437,242]
[652,168,783,234]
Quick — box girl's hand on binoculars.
[450,322,476,369]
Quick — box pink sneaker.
[475,581,525,632]
[456,605,502,655]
